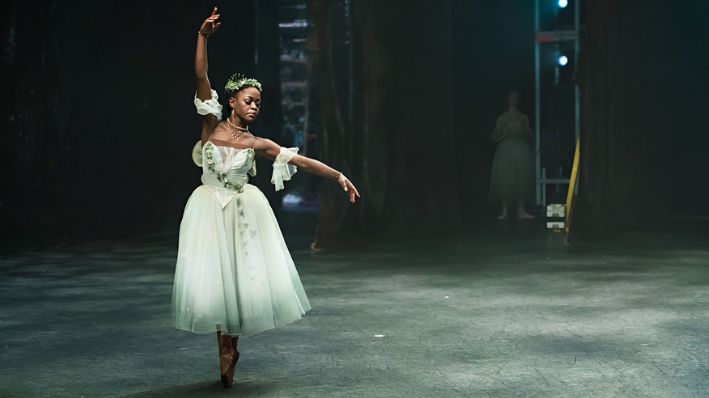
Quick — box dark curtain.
[309,0,464,247]
[306,0,352,248]
[0,1,284,249]
[307,0,535,245]
[15,0,706,247]
[306,0,467,247]
[571,0,709,239]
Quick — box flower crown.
[225,73,262,95]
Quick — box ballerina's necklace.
[226,118,249,140]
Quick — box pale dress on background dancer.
[489,111,535,203]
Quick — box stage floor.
[1,223,708,397]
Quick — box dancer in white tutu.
[172,7,360,388]
[489,91,535,220]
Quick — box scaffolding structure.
[534,0,581,207]
[278,1,309,152]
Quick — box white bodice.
[491,110,532,143]
[191,140,299,208]
[192,90,299,205]
[200,141,256,192]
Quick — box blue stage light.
[558,0,568,8]
[557,55,569,66]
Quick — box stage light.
[558,0,568,8]
[557,55,569,66]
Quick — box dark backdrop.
[0,0,281,250]
[2,0,708,250]
[571,0,709,238]
[309,0,536,246]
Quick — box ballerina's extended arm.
[195,7,222,144]
[255,138,361,204]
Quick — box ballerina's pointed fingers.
[206,14,220,25]
[349,182,360,197]
[348,182,360,203]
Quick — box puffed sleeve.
[271,147,299,191]
[192,140,203,167]
[194,89,223,120]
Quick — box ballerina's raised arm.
[195,7,222,144]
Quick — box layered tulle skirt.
[489,137,535,203]
[172,184,311,336]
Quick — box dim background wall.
[0,0,281,250]
[572,0,709,238]
[1,0,708,251]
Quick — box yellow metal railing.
[565,140,580,236]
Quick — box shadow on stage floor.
[121,379,277,398]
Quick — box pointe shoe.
[217,333,238,388]
[224,337,239,387]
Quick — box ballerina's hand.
[338,173,361,204]
[199,7,221,36]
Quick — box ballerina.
[489,91,535,220]
[171,7,360,388]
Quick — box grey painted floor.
[1,224,708,397]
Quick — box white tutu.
[171,139,310,336]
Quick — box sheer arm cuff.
[194,89,223,120]
[271,147,299,191]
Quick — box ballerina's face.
[228,86,261,123]
[507,91,520,107]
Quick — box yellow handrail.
[565,140,580,235]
